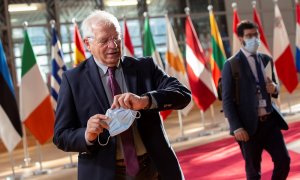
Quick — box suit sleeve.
[142,57,191,111]
[222,61,243,133]
[53,73,94,153]
[270,56,279,98]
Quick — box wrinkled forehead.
[91,23,120,38]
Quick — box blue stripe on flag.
[296,47,300,73]
[0,41,14,95]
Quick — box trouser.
[238,117,290,180]
[115,153,160,180]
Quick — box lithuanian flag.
[208,5,226,87]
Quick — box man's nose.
[107,39,118,48]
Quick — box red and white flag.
[232,2,241,54]
[185,15,217,111]
[123,19,134,57]
[273,2,298,93]
[253,1,271,56]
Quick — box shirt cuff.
[234,128,244,134]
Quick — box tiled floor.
[1,86,300,180]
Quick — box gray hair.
[81,10,121,38]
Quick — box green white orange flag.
[20,30,55,144]
[164,15,193,118]
[73,22,86,67]
[143,14,164,69]
[208,5,226,87]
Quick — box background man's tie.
[252,55,272,112]
[107,67,139,176]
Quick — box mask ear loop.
[98,135,111,146]
[131,111,141,119]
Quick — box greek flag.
[51,27,66,110]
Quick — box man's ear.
[83,38,91,51]
[238,37,245,46]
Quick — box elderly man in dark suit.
[53,10,191,180]
[222,20,290,180]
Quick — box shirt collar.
[241,47,256,59]
[93,57,120,76]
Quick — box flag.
[51,26,67,110]
[0,40,22,152]
[162,15,194,120]
[273,2,298,93]
[208,5,226,87]
[232,2,241,54]
[143,15,164,69]
[20,30,55,144]
[185,15,217,111]
[73,23,86,67]
[123,19,135,57]
[296,0,300,72]
[253,1,271,56]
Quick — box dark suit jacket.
[53,56,191,180]
[222,50,288,136]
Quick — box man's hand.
[85,114,109,142]
[111,92,149,110]
[266,77,277,94]
[234,128,249,142]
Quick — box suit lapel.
[121,57,138,94]
[238,50,256,83]
[84,57,110,111]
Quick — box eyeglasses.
[88,36,122,47]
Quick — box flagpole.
[176,110,188,141]
[200,110,205,128]
[20,21,33,169]
[210,105,216,127]
[33,141,48,175]
[6,152,21,180]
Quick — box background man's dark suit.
[222,50,290,179]
[53,56,191,180]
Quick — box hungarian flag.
[232,2,241,55]
[20,30,55,144]
[162,15,194,120]
[185,15,217,111]
[0,40,22,152]
[296,0,300,72]
[73,22,86,67]
[253,1,271,56]
[208,5,226,87]
[273,2,298,93]
[51,26,66,110]
[123,19,135,57]
[143,15,164,69]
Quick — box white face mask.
[244,37,260,54]
[104,108,141,137]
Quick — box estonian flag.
[0,39,22,152]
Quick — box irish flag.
[232,2,241,55]
[123,19,135,57]
[273,1,298,93]
[20,30,55,144]
[143,14,164,69]
[163,15,194,119]
[185,14,217,111]
[208,5,226,87]
[73,22,86,67]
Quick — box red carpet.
[177,121,300,180]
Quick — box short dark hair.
[237,20,258,37]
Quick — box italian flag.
[20,30,55,144]
[143,14,164,69]
[208,5,226,87]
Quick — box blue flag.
[51,27,67,110]
[0,39,22,152]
